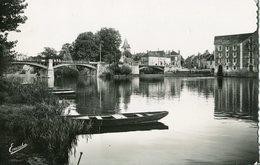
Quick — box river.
[56,76,258,165]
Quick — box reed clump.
[0,79,90,164]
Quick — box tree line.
[0,0,123,77]
[37,28,122,64]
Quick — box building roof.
[169,50,179,55]
[122,39,130,49]
[206,54,214,61]
[147,50,168,57]
[214,32,254,45]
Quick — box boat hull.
[66,111,168,127]
[85,122,168,134]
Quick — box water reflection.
[214,78,258,121]
[55,76,258,164]
[185,77,215,99]
[56,77,258,123]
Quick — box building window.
[218,45,222,51]
[233,45,237,51]
[249,65,253,71]
[233,66,237,70]
[249,51,253,58]
[218,53,222,58]
[226,66,229,70]
[233,58,237,63]
[249,58,253,64]
[226,58,230,63]
[226,52,229,58]
[226,46,229,51]
[233,52,237,57]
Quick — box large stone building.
[214,32,258,77]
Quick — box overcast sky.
[8,0,257,58]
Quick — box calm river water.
[56,76,258,165]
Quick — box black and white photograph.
[0,0,259,164]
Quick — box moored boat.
[64,111,169,127]
[49,88,76,98]
[51,90,76,95]
[85,122,169,134]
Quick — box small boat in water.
[51,90,76,95]
[65,111,169,127]
[85,122,169,134]
[49,88,76,98]
[50,88,75,94]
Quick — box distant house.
[141,50,171,66]
[199,50,214,69]
[184,50,214,70]
[15,54,28,61]
[184,55,195,69]
[169,50,182,68]
[214,31,258,76]
[206,53,215,69]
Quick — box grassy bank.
[0,79,91,164]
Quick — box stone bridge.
[11,59,100,88]
[10,59,176,87]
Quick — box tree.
[38,47,59,59]
[72,32,98,61]
[0,0,28,76]
[59,43,73,61]
[59,43,78,70]
[96,28,122,63]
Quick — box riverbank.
[111,73,213,79]
[0,79,90,164]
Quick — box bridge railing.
[13,58,98,66]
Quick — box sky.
[8,0,257,58]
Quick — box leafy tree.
[72,32,98,61]
[96,28,122,63]
[0,0,28,76]
[59,43,73,61]
[38,47,59,59]
[58,43,78,72]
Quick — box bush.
[119,65,132,75]
[0,79,8,104]
[0,102,88,164]
[100,71,113,80]
[109,63,120,75]
[6,81,58,105]
[0,79,91,164]
[109,63,132,75]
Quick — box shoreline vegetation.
[0,79,91,164]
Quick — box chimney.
[178,50,180,55]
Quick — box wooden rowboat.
[49,88,75,94]
[85,122,168,134]
[51,90,76,95]
[49,88,76,99]
[65,111,169,127]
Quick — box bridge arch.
[10,62,47,69]
[53,63,97,70]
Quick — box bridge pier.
[97,62,107,77]
[47,59,54,88]
[131,64,139,75]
